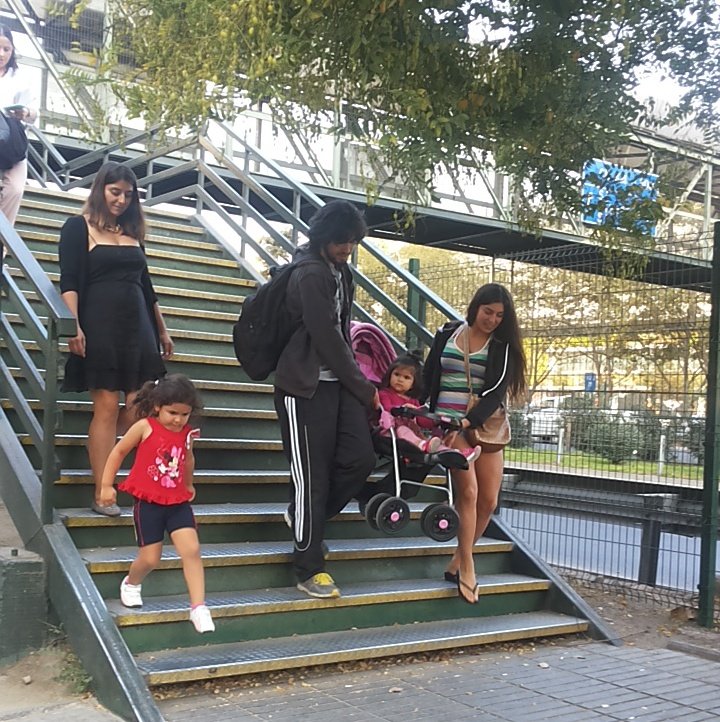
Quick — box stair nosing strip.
[109,576,551,625]
[62,502,435,526]
[81,537,514,572]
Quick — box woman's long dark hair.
[133,374,203,420]
[466,283,527,402]
[0,27,19,73]
[83,162,145,243]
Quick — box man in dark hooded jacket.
[274,200,379,599]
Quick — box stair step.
[108,575,551,626]
[5,368,271,396]
[57,469,283,486]
[58,468,436,486]
[19,281,244,309]
[80,537,514,572]
[5,315,237,355]
[7,336,241,362]
[8,342,245,368]
[62,502,435,527]
[26,245,237,272]
[8,400,274,420]
[6,368,273,409]
[20,192,204,232]
[11,261,253,290]
[5,305,240,327]
[19,224,224,254]
[158,305,238,323]
[135,612,589,684]
[20,435,282,452]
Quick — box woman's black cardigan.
[58,215,160,341]
[422,320,513,427]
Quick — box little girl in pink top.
[378,355,481,462]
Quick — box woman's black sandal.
[456,574,479,604]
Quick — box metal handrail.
[195,154,297,256]
[209,120,327,209]
[199,133,314,232]
[23,115,457,354]
[27,125,68,168]
[61,126,167,173]
[0,214,76,524]
[74,126,452,341]
[205,120,461,330]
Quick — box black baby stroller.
[351,322,466,542]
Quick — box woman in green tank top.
[423,284,527,603]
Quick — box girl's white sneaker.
[120,576,143,608]
[190,604,215,633]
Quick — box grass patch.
[506,447,703,484]
[56,648,93,694]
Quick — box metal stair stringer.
[0,409,164,721]
[0,408,164,721]
[487,514,621,644]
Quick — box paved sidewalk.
[0,699,123,722]
[157,642,720,722]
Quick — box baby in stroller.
[378,353,481,463]
[350,323,469,541]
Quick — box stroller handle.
[390,405,462,431]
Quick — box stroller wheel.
[420,503,459,542]
[365,493,391,530]
[375,496,410,535]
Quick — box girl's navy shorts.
[132,499,197,547]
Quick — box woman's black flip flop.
[456,574,479,604]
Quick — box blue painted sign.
[582,159,658,235]
[584,372,597,392]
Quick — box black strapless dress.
[62,245,166,393]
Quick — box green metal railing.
[25,118,461,349]
[195,120,461,342]
[0,215,77,523]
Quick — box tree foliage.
[111,0,720,225]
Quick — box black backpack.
[232,259,315,381]
[0,115,28,171]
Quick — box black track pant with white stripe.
[274,381,376,583]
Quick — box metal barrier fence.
[358,232,719,622]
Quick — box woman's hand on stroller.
[390,405,462,432]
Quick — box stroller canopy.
[350,321,397,385]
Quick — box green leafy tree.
[108,0,720,230]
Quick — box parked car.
[527,396,570,442]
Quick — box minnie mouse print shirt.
[119,417,195,505]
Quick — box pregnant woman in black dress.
[59,162,174,515]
